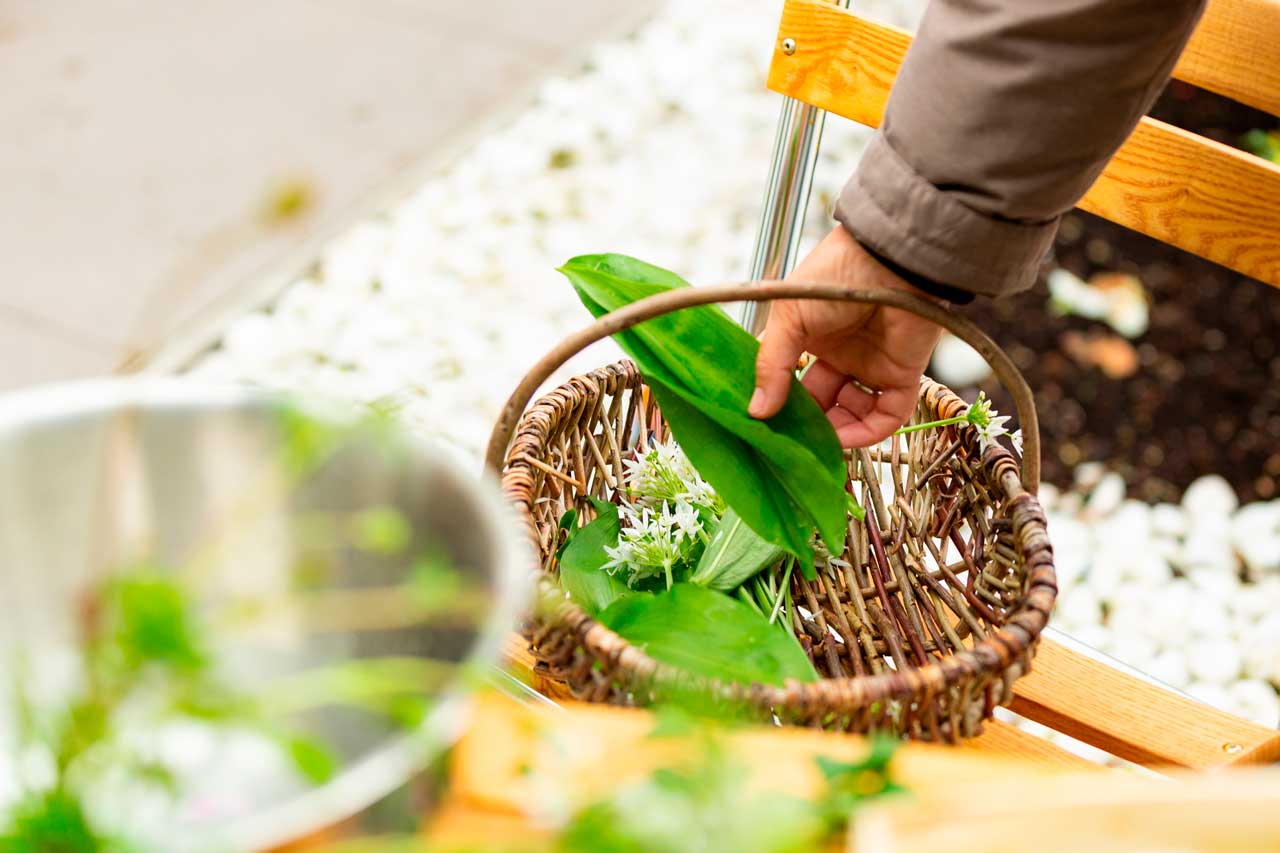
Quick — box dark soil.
[956,82,1280,504]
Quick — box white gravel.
[186,0,1279,732]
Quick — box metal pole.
[740,1,851,334]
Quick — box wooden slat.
[450,692,1097,820]
[1010,638,1280,769]
[1176,0,1280,117]
[768,0,1280,289]
[502,633,1097,770]
[425,797,552,851]
[853,768,1280,852]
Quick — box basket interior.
[508,361,1052,737]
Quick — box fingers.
[826,387,918,448]
[800,360,847,410]
[749,311,806,419]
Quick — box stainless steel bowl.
[0,379,527,851]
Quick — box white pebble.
[1074,461,1106,491]
[1187,568,1242,605]
[1047,516,1090,584]
[1145,650,1190,690]
[931,333,992,387]
[1183,474,1239,518]
[1226,679,1280,728]
[1179,531,1238,576]
[1186,639,1243,685]
[1186,681,1234,714]
[1054,587,1102,632]
[1187,600,1233,641]
[1084,473,1125,520]
[1149,502,1185,539]
[1231,502,1280,576]
[1241,615,1280,684]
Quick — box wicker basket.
[485,283,1056,741]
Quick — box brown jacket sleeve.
[835,0,1207,299]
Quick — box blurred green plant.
[1243,128,1280,164]
[0,406,470,851]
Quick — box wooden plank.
[502,633,577,702]
[962,719,1100,769]
[450,691,1100,820]
[1010,638,1280,769]
[424,797,552,850]
[853,768,1280,852]
[1176,0,1280,117]
[504,633,1097,769]
[767,0,1280,289]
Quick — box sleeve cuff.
[834,132,1058,298]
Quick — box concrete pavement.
[0,0,654,389]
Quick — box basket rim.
[501,358,1058,714]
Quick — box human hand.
[748,226,944,447]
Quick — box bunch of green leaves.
[556,501,814,687]
[1,553,457,851]
[557,725,903,853]
[559,254,848,572]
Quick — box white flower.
[1011,429,1024,456]
[965,392,1013,451]
[622,439,720,511]
[975,414,1012,452]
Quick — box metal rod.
[741,1,851,334]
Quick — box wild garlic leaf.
[555,508,579,559]
[597,583,818,686]
[690,507,786,591]
[559,254,847,566]
[282,732,341,784]
[557,498,631,616]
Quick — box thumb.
[749,313,805,419]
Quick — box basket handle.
[484,282,1040,493]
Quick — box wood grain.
[1176,0,1280,117]
[1010,638,1280,769]
[767,0,1280,289]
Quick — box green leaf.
[815,738,907,830]
[558,255,848,565]
[555,508,579,559]
[690,507,786,591]
[408,547,462,611]
[349,506,412,555]
[283,732,341,784]
[108,573,208,674]
[557,499,631,616]
[597,584,818,686]
[0,788,120,853]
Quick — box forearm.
[836,0,1207,298]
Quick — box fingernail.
[748,388,766,416]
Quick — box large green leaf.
[597,584,818,686]
[557,498,631,616]
[559,255,848,564]
[690,507,786,591]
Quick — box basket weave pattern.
[503,359,1056,741]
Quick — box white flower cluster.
[604,438,716,587]
[604,501,705,588]
[622,439,719,511]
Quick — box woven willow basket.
[485,283,1057,742]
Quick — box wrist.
[858,243,974,306]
